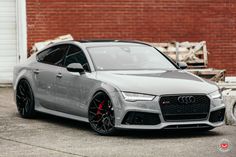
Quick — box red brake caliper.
[96,100,105,116]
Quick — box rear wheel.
[88,92,115,135]
[16,79,35,118]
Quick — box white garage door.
[0,0,17,83]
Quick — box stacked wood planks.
[150,41,226,82]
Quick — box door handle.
[33,69,40,74]
[56,73,63,78]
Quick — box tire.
[16,79,35,118]
[88,91,116,135]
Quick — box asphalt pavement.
[0,88,235,157]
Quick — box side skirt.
[35,106,89,123]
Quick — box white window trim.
[16,0,27,63]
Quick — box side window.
[37,45,68,66]
[37,48,52,62]
[64,45,90,72]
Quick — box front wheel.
[88,92,116,135]
[16,79,35,118]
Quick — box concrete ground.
[0,88,235,157]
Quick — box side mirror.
[177,62,187,69]
[66,63,85,74]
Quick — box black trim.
[163,124,212,129]
[36,44,69,67]
[122,111,161,125]
[153,47,180,69]
[209,108,225,123]
[36,43,92,73]
[63,44,91,72]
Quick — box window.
[64,45,90,72]
[88,45,176,71]
[37,45,68,66]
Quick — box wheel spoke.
[18,85,26,97]
[92,114,104,123]
[89,107,98,110]
[24,99,30,112]
[22,106,25,115]
[96,122,103,131]
[94,98,101,103]
[16,94,21,99]
[89,111,96,116]
[104,118,110,131]
[92,100,99,108]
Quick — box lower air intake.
[209,108,225,123]
[122,112,161,125]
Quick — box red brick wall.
[27,0,236,76]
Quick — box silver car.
[13,40,225,135]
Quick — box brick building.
[0,0,235,83]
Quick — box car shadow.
[34,112,92,132]
[32,112,223,139]
[115,129,223,139]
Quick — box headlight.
[121,92,155,101]
[209,89,223,107]
[209,90,222,99]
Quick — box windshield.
[87,45,177,71]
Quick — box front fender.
[13,65,37,103]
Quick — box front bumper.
[111,92,226,130]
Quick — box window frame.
[63,44,91,72]
[36,44,69,67]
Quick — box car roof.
[48,39,151,47]
[38,39,153,53]
[77,39,152,47]
[78,39,150,46]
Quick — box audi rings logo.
[177,96,196,104]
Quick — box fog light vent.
[122,112,161,125]
[209,108,225,123]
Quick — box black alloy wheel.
[88,92,115,135]
[16,79,35,118]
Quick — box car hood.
[96,70,218,95]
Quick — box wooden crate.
[150,41,208,68]
[187,68,226,82]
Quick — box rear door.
[33,44,68,110]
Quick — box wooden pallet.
[150,41,208,68]
[187,68,226,82]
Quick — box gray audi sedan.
[13,40,225,135]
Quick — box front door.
[54,44,93,117]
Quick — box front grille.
[159,95,210,121]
